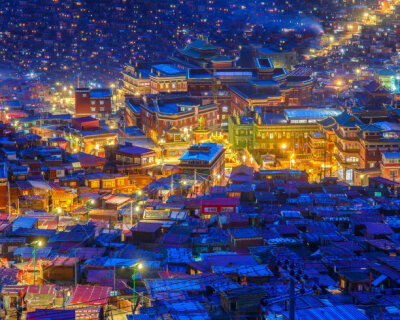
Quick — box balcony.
[334,141,359,155]
[334,153,360,167]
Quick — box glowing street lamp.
[28,240,43,285]
[132,262,143,312]
[87,199,95,220]
[180,180,187,195]
[290,153,295,170]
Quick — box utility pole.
[260,261,317,320]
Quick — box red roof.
[26,284,55,295]
[70,285,111,305]
[52,257,79,267]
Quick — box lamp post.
[131,190,142,226]
[281,143,287,158]
[62,289,70,309]
[180,181,187,195]
[132,262,143,313]
[28,240,42,285]
[86,199,95,221]
[136,190,143,203]
[290,153,295,170]
[355,68,361,80]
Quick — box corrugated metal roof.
[283,305,369,320]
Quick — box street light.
[28,240,42,285]
[132,262,143,313]
[290,153,295,170]
[180,180,187,195]
[87,199,95,221]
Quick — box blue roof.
[119,145,154,155]
[285,108,341,120]
[3,100,22,108]
[125,101,141,113]
[12,216,38,230]
[73,116,97,123]
[148,101,200,115]
[283,305,368,320]
[179,143,224,162]
[382,152,400,158]
[124,126,145,137]
[152,64,184,75]
[90,89,112,98]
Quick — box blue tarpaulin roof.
[12,216,37,230]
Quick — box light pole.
[281,143,287,158]
[131,190,142,226]
[180,181,187,195]
[62,289,70,309]
[290,153,295,170]
[136,190,143,203]
[132,262,143,313]
[28,240,42,285]
[355,68,361,80]
[86,199,95,221]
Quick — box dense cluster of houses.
[0,165,400,319]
